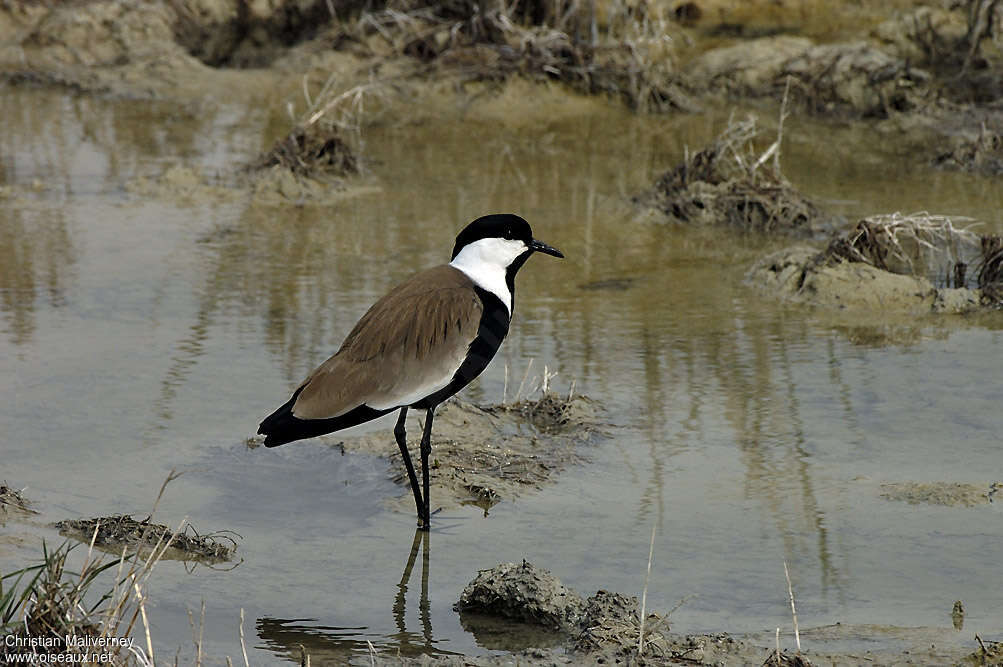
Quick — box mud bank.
[3,0,1001,130]
[745,213,1003,314]
[450,561,751,664]
[327,393,603,512]
[55,514,237,562]
[0,484,33,517]
[635,115,830,236]
[367,560,994,666]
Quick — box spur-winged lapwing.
[257,214,563,529]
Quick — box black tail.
[257,388,394,447]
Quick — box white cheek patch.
[449,238,526,313]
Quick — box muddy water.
[2,85,1002,663]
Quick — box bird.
[257,213,564,529]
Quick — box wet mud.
[54,515,238,562]
[880,481,1001,507]
[381,559,996,666]
[329,393,603,512]
[746,213,1003,314]
[0,484,34,517]
[447,561,753,665]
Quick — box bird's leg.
[418,407,436,530]
[394,407,424,525]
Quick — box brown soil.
[746,214,1003,314]
[54,514,238,562]
[335,393,603,512]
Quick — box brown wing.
[291,265,483,420]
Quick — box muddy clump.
[685,36,930,117]
[0,483,34,515]
[55,514,237,562]
[933,123,1003,174]
[880,482,1001,507]
[637,115,825,235]
[455,561,585,632]
[747,212,1003,313]
[871,6,971,69]
[172,0,340,67]
[969,637,1003,665]
[453,560,751,664]
[253,124,358,178]
[341,393,603,512]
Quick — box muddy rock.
[933,125,1003,174]
[173,0,337,66]
[451,561,756,665]
[783,41,930,116]
[686,35,813,97]
[455,561,586,632]
[872,6,969,67]
[19,1,178,68]
[687,36,930,116]
[748,245,946,314]
[746,212,1003,314]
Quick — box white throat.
[449,237,527,314]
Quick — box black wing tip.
[256,397,394,448]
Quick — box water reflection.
[0,207,75,344]
[256,529,461,662]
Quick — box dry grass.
[349,0,688,111]
[0,473,246,666]
[818,211,1003,306]
[977,234,1003,306]
[822,213,979,277]
[0,483,33,515]
[0,516,186,665]
[55,515,238,563]
[932,123,1003,174]
[643,113,822,235]
[253,81,390,178]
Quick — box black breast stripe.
[414,286,510,409]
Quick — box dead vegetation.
[0,483,34,515]
[55,514,238,563]
[0,474,252,665]
[1,540,132,664]
[933,123,1003,174]
[747,212,1003,314]
[816,212,1003,307]
[347,0,690,111]
[639,114,824,235]
[251,82,376,180]
[254,125,357,177]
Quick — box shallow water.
[2,85,1002,663]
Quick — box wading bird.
[257,214,564,529]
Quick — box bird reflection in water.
[255,528,455,663]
